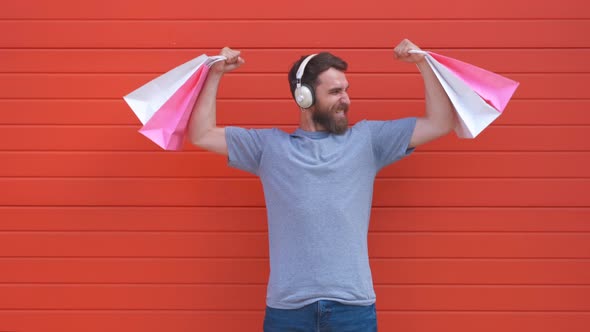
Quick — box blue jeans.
[263,300,377,332]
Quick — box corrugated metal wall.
[1,0,589,331]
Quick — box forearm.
[416,60,455,133]
[188,70,223,145]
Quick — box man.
[188,39,454,331]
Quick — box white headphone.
[294,54,317,109]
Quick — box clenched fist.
[210,47,245,74]
[393,39,426,64]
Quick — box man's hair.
[288,52,348,99]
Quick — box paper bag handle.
[207,55,227,66]
[408,49,428,55]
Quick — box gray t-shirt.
[225,118,417,309]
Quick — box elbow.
[187,122,208,147]
[190,134,206,148]
[440,108,456,135]
[189,127,217,150]
[188,128,205,148]
[441,120,454,136]
[431,124,453,140]
[424,112,455,138]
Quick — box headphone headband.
[294,53,318,109]
[296,54,317,87]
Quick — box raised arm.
[393,39,455,148]
[187,47,245,155]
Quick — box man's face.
[311,68,351,135]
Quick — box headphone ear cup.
[295,84,315,109]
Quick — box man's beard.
[311,102,349,135]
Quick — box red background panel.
[1,0,589,331]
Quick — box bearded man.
[188,39,455,331]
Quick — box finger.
[401,44,413,56]
[228,51,241,64]
[396,49,409,58]
[220,47,239,62]
[396,43,410,57]
[393,46,402,59]
[221,47,232,57]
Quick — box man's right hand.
[211,47,245,74]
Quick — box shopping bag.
[137,64,209,150]
[123,55,226,150]
[409,50,519,138]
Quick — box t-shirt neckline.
[292,128,331,139]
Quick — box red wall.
[1,0,589,331]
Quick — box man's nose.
[341,92,350,105]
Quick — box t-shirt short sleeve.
[225,126,269,175]
[365,117,417,170]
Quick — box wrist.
[208,69,224,79]
[415,59,429,71]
